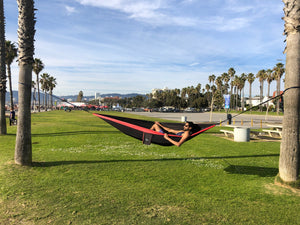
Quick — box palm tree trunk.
[50,90,53,109]
[0,88,5,135]
[242,88,245,110]
[209,96,214,122]
[276,78,281,114]
[37,75,40,112]
[260,81,263,111]
[44,91,47,111]
[249,84,252,108]
[0,0,6,135]
[15,0,35,166]
[33,86,36,110]
[7,66,14,110]
[279,0,300,183]
[279,31,300,182]
[15,64,32,165]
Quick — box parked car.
[184,107,196,112]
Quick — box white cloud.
[76,0,197,27]
[216,17,251,31]
[76,0,162,15]
[189,62,199,67]
[65,5,77,15]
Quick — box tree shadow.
[32,130,120,137]
[32,153,279,168]
[224,165,278,177]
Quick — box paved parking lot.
[127,111,283,128]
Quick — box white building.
[95,92,101,100]
[245,96,275,107]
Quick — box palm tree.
[215,76,223,94]
[0,0,6,135]
[233,75,240,109]
[279,0,300,184]
[265,69,274,114]
[31,80,36,110]
[195,83,201,95]
[40,72,49,109]
[221,72,230,94]
[205,84,210,93]
[246,73,255,108]
[272,63,285,114]
[209,85,216,121]
[181,87,187,100]
[256,69,267,111]
[239,73,246,110]
[208,75,216,122]
[32,58,44,112]
[77,90,83,102]
[228,68,236,93]
[265,69,274,99]
[228,68,236,108]
[48,75,56,109]
[5,41,18,110]
[208,74,216,86]
[15,0,36,166]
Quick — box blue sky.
[4,0,285,96]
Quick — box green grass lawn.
[0,110,299,225]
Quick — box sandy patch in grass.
[212,133,281,142]
[142,205,190,220]
[265,183,300,196]
[187,158,225,169]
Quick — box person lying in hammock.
[150,121,194,147]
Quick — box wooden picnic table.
[263,124,283,138]
[266,124,282,130]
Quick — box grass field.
[0,110,299,225]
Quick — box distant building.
[245,96,275,107]
[104,96,120,100]
[95,92,101,100]
[57,102,87,108]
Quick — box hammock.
[93,113,215,146]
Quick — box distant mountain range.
[5,91,143,104]
[59,93,143,101]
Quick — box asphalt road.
[127,111,283,128]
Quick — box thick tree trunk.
[279,32,300,182]
[279,0,300,183]
[15,0,35,166]
[15,64,32,165]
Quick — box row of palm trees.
[5,40,56,111]
[206,63,285,114]
[146,64,285,114]
[32,58,57,110]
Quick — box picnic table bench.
[220,126,261,142]
[220,129,234,137]
[262,129,282,138]
[262,124,282,138]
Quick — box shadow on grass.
[224,165,278,177]
[32,130,120,137]
[32,153,279,168]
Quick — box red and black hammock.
[93,113,215,146]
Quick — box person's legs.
[150,123,162,132]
